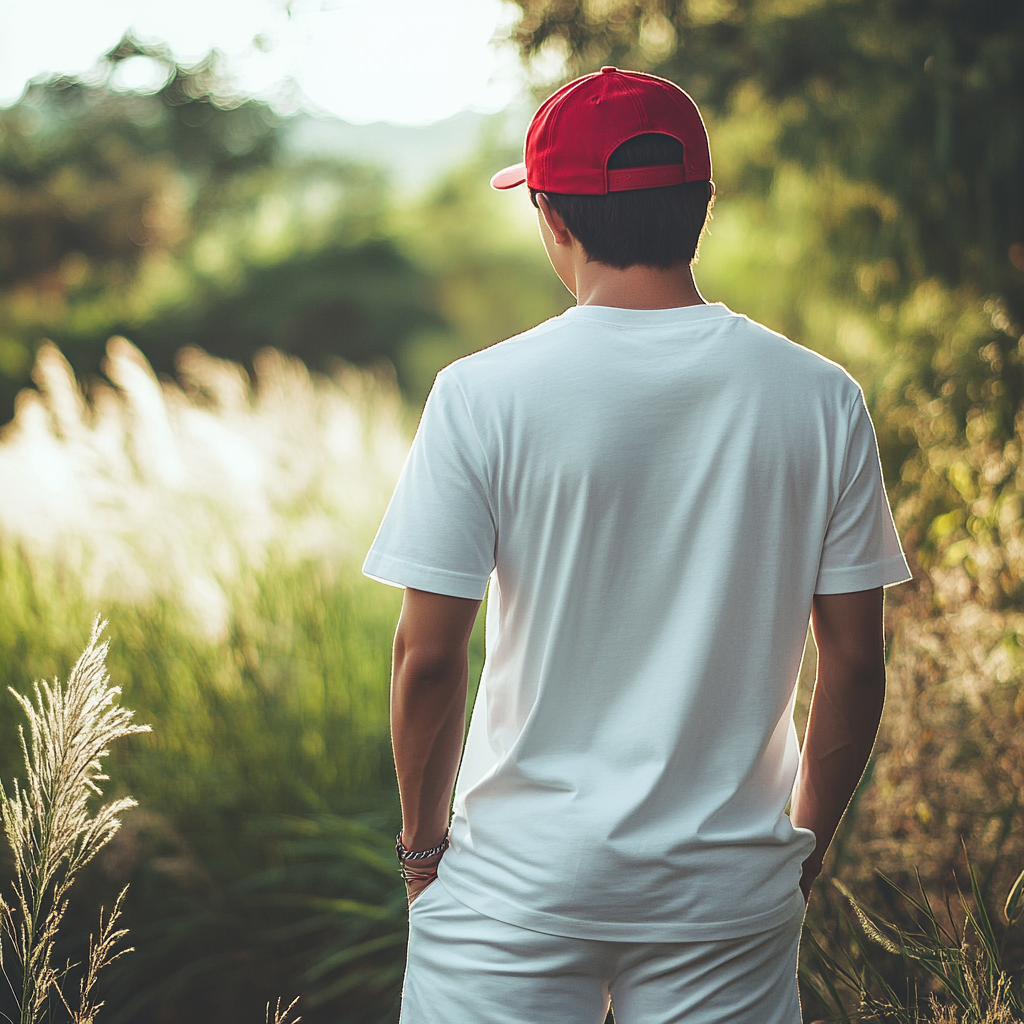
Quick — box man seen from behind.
[363,66,912,1024]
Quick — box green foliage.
[0,35,287,419]
[389,142,571,401]
[240,816,409,1019]
[132,238,444,384]
[508,0,1024,316]
[0,49,567,424]
[803,860,1024,1023]
[0,549,401,820]
[2,6,1022,1019]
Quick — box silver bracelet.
[396,829,450,866]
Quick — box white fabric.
[364,302,911,941]
[401,878,806,1024]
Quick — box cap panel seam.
[624,79,650,133]
[539,72,600,190]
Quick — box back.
[364,302,910,940]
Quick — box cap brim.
[489,162,527,190]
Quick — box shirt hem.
[435,863,806,941]
[814,553,912,595]
[361,551,489,601]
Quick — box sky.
[0,0,527,125]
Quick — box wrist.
[399,829,448,853]
[396,828,450,880]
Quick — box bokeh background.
[1,0,1023,1020]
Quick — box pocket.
[407,878,444,917]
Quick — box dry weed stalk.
[806,865,1024,1024]
[65,889,131,1024]
[0,618,150,1024]
[266,996,301,1024]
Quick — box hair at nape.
[531,133,714,270]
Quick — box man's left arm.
[391,587,481,903]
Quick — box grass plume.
[0,340,407,640]
[802,858,1024,1023]
[0,618,150,1024]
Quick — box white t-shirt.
[363,302,911,940]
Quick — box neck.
[572,258,705,310]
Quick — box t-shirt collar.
[559,302,734,327]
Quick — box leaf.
[1003,868,1024,927]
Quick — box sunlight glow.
[0,341,407,637]
[0,0,524,125]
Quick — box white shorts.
[401,880,806,1024]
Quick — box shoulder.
[436,310,578,393]
[726,310,863,404]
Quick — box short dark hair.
[530,133,713,270]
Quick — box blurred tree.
[391,141,571,402]
[131,236,444,382]
[507,0,1024,317]
[0,36,561,424]
[0,35,283,289]
[0,35,288,420]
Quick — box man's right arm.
[790,587,886,900]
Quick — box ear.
[535,193,573,247]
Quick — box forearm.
[790,663,885,882]
[391,649,468,851]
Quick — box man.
[363,67,911,1024]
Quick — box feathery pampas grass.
[0,339,407,638]
[0,339,412,1020]
[0,618,150,1024]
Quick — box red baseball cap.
[491,67,712,194]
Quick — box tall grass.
[0,339,407,638]
[800,386,1024,1015]
[0,341,425,1022]
[804,858,1024,1023]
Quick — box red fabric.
[606,164,685,191]
[490,67,711,194]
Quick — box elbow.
[393,630,463,692]
[845,648,886,687]
[859,663,887,703]
[818,649,886,696]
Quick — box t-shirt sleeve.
[362,370,495,600]
[814,390,912,595]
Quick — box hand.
[403,852,443,906]
[406,872,436,904]
[800,859,822,903]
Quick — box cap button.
[600,66,618,73]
